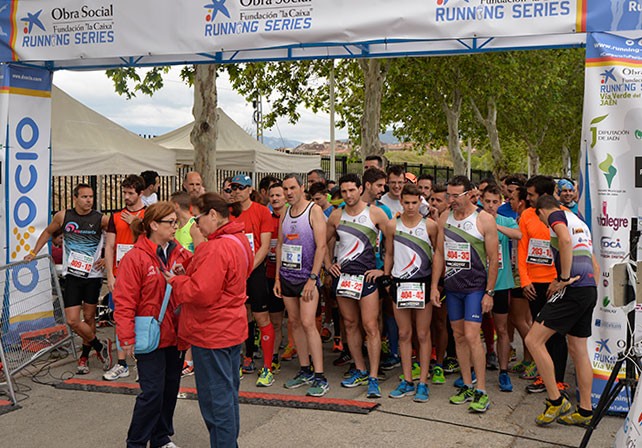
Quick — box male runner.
[183,171,205,198]
[363,155,384,171]
[309,182,334,218]
[526,195,598,426]
[326,174,393,399]
[379,165,406,217]
[26,184,113,375]
[307,169,326,190]
[430,175,498,413]
[140,170,160,206]
[275,174,329,397]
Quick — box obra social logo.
[20,9,46,34]
[204,0,231,22]
[598,153,617,188]
[600,68,617,85]
[12,117,42,293]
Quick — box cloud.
[54,66,348,144]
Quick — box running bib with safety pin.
[337,273,364,300]
[282,244,302,270]
[396,282,425,309]
[116,244,134,266]
[445,241,471,270]
[68,251,93,277]
[245,233,255,254]
[526,239,553,265]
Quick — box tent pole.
[329,61,336,181]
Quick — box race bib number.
[267,238,277,263]
[68,251,93,278]
[282,244,302,271]
[396,282,425,309]
[445,241,471,270]
[245,233,255,254]
[116,244,134,266]
[337,273,364,300]
[526,239,553,265]
[498,245,504,270]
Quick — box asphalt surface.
[0,329,623,448]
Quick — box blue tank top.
[336,205,378,275]
[443,210,487,292]
[280,202,316,283]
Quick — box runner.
[526,195,597,426]
[556,178,579,215]
[26,183,113,375]
[379,165,406,217]
[417,174,434,201]
[363,155,384,171]
[104,174,146,381]
[430,175,498,413]
[307,169,327,189]
[140,170,160,206]
[387,184,437,403]
[275,174,330,397]
[183,171,205,198]
[326,173,393,399]
[309,182,334,218]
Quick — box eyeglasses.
[223,188,233,194]
[445,191,469,200]
[157,219,179,227]
[230,184,250,191]
[193,213,206,225]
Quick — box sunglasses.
[193,213,206,225]
[445,191,470,200]
[157,219,179,227]
[230,184,250,191]
[223,188,233,194]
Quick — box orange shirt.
[517,207,557,286]
[107,207,145,277]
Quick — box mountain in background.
[262,136,304,149]
[379,130,400,145]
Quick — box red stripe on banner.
[586,57,642,67]
[63,378,141,390]
[576,0,586,33]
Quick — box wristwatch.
[309,273,319,281]
[485,289,495,297]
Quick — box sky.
[53,66,349,145]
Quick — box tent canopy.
[51,86,177,176]
[152,109,321,174]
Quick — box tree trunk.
[471,97,504,178]
[190,64,219,192]
[442,89,466,176]
[527,143,540,176]
[358,59,389,159]
[561,143,571,178]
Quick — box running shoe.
[271,358,281,374]
[499,372,513,392]
[256,367,274,387]
[399,361,421,381]
[306,377,330,397]
[181,362,194,378]
[526,376,546,393]
[158,442,180,448]
[557,408,592,427]
[381,353,401,371]
[444,356,460,374]
[97,338,114,371]
[242,356,255,374]
[367,377,382,399]
[535,397,572,426]
[509,361,527,375]
[281,345,298,361]
[284,369,314,389]
[76,356,89,375]
[253,349,263,360]
[239,367,244,380]
[454,370,477,388]
[381,339,391,355]
[333,350,353,367]
[332,337,343,353]
[468,390,490,413]
[103,363,129,381]
[449,385,474,405]
[321,327,332,343]
[432,365,446,385]
[414,382,430,403]
[343,363,358,379]
[510,346,518,362]
[341,369,369,388]
[520,361,538,380]
[486,352,499,371]
[389,380,415,399]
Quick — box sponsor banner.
[584,0,642,33]
[0,0,578,64]
[614,375,642,447]
[580,32,642,415]
[0,65,53,343]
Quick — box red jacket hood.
[208,221,246,240]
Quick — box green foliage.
[105,66,170,99]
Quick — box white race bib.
[498,245,504,270]
[396,282,425,309]
[116,244,134,266]
[68,251,93,278]
[526,238,553,265]
[337,273,364,300]
[267,238,277,263]
[445,241,471,270]
[282,244,302,271]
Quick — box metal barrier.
[0,255,75,405]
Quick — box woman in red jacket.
[167,192,252,448]
[114,202,192,448]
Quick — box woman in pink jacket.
[114,202,191,448]
[167,192,253,448]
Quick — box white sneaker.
[103,363,129,381]
[158,442,180,448]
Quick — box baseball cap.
[231,174,252,187]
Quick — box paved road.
[1,332,622,448]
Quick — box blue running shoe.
[453,370,477,388]
[499,372,513,392]
[414,382,430,403]
[388,380,415,399]
[367,377,382,399]
[341,369,369,388]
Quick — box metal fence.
[0,255,74,405]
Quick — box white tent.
[152,109,321,175]
[51,86,177,176]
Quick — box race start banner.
[0,64,53,345]
[580,32,642,415]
